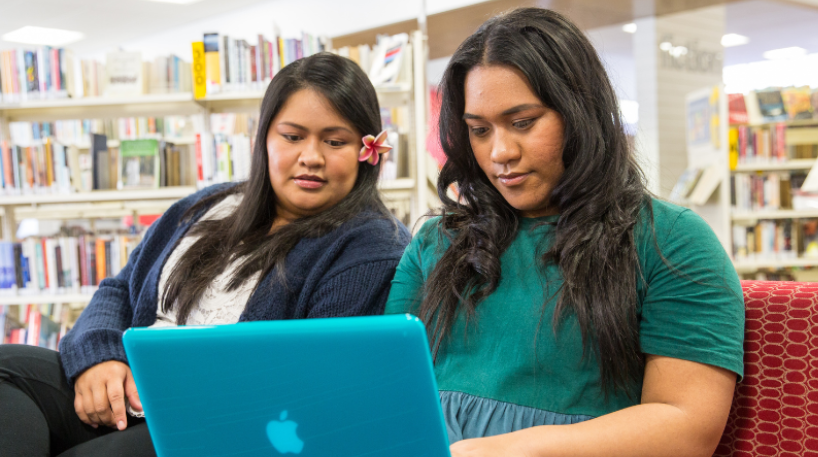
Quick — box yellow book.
[729,127,739,171]
[191,41,207,99]
[203,33,221,86]
[43,139,54,187]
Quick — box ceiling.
[0,0,269,54]
[0,0,493,56]
[724,0,818,65]
[0,0,815,66]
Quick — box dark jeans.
[0,344,156,457]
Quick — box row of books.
[1,27,328,103]
[80,59,106,98]
[1,102,413,192]
[1,304,68,349]
[728,123,818,166]
[197,31,327,96]
[729,87,818,125]
[333,33,410,87]
[202,112,256,184]
[729,124,787,164]
[730,172,805,212]
[0,136,197,194]
[733,218,818,260]
[0,235,139,296]
[9,118,193,147]
[0,140,73,195]
[0,47,75,103]
[211,133,252,183]
[732,219,797,260]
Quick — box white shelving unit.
[734,257,818,274]
[731,209,818,221]
[0,187,197,241]
[733,159,816,172]
[0,30,438,308]
[0,293,93,307]
[724,118,818,276]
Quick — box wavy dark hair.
[162,53,391,325]
[421,8,650,396]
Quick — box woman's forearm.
[513,402,723,457]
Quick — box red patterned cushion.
[714,280,818,457]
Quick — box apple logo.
[266,410,304,454]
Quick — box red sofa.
[714,280,818,456]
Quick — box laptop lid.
[123,314,450,457]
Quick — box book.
[204,33,221,92]
[781,86,814,120]
[105,51,144,97]
[368,33,409,86]
[191,42,206,99]
[756,88,788,123]
[669,168,703,203]
[119,139,160,189]
[90,133,108,190]
[728,93,748,125]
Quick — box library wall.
[634,6,725,198]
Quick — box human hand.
[74,360,141,431]
[449,432,534,457]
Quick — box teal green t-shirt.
[384,199,744,419]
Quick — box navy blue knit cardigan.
[58,183,411,384]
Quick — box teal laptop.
[122,315,450,457]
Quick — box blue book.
[0,242,12,290]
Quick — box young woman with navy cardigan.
[0,53,410,457]
[385,8,744,457]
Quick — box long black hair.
[421,8,649,397]
[162,53,391,325]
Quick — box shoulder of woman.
[641,198,712,244]
[180,182,240,208]
[340,213,413,250]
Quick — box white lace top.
[129,193,260,417]
[152,193,261,328]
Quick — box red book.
[250,45,258,83]
[776,123,786,161]
[26,306,40,346]
[41,238,49,288]
[1,140,13,189]
[728,93,749,125]
[51,48,61,93]
[195,133,204,181]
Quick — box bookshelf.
[733,257,818,274]
[0,30,438,318]
[731,209,818,220]
[724,91,818,277]
[0,293,92,306]
[733,159,816,172]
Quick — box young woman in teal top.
[384,7,744,457]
